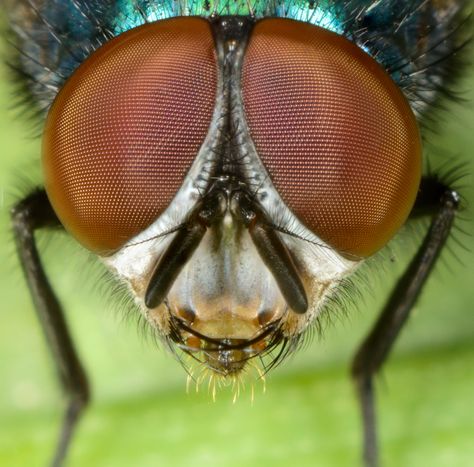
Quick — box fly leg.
[351,177,460,467]
[11,189,90,467]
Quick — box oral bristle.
[184,354,266,402]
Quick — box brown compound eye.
[241,19,422,258]
[43,17,217,254]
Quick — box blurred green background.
[0,11,473,467]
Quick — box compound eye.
[241,19,422,258]
[43,17,217,254]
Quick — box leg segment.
[11,189,90,467]
[351,177,459,467]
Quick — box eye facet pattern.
[43,17,217,253]
[241,18,422,257]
